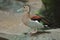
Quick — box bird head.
[23,5,30,13]
[17,4,30,14]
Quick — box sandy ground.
[0,10,31,35]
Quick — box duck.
[22,5,47,34]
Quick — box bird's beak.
[17,7,24,13]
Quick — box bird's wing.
[27,20,44,29]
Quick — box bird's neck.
[22,12,31,26]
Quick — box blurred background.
[0,0,60,28]
[0,0,60,40]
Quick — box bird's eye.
[24,7,25,8]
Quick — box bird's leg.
[30,30,51,36]
[24,30,37,35]
[30,29,37,34]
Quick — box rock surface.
[0,29,60,40]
